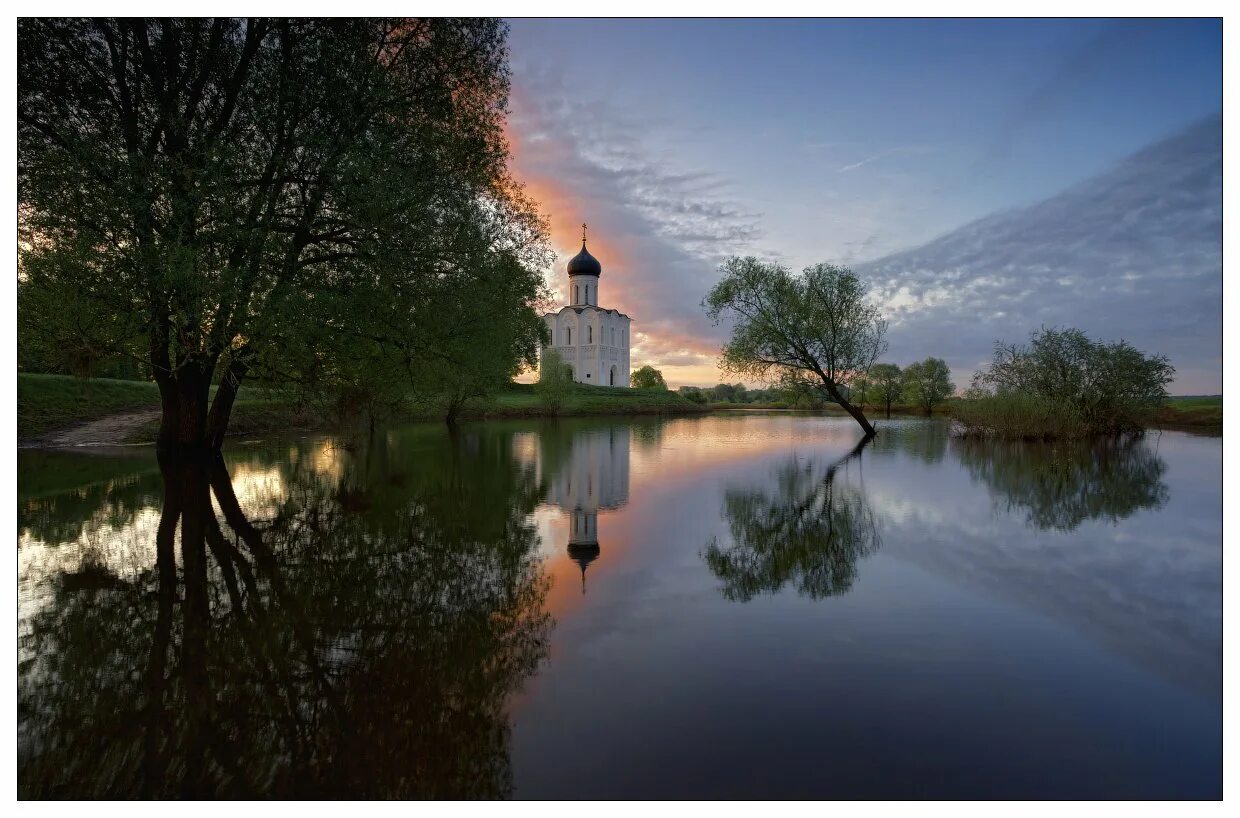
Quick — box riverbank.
[1152,396,1223,431]
[18,373,1218,447]
[18,373,312,447]
[18,374,708,447]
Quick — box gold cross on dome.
[581,222,588,244]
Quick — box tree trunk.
[445,392,469,426]
[822,379,876,437]
[155,362,214,453]
[205,358,248,450]
[885,399,892,419]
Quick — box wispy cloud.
[837,156,880,173]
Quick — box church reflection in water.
[535,423,631,593]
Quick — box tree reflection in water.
[704,425,1172,603]
[953,435,1169,531]
[19,432,551,799]
[704,437,880,601]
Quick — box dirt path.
[36,408,160,448]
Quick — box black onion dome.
[566,242,602,277]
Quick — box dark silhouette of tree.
[952,435,1169,531]
[703,437,880,601]
[18,19,549,450]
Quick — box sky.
[504,18,1223,392]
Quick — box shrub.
[536,349,572,414]
[630,365,668,390]
[956,327,1173,438]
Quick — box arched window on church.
[611,327,616,345]
[586,284,591,303]
[574,284,579,303]
[588,326,593,344]
[566,326,572,345]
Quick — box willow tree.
[18,18,548,451]
[704,258,887,436]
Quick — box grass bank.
[18,372,316,443]
[18,374,706,445]
[1153,395,1222,431]
[944,394,1221,439]
[455,382,707,419]
[18,373,161,439]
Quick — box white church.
[541,225,632,387]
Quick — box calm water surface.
[17,414,1222,798]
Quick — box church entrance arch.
[609,366,616,386]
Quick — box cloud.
[858,114,1222,393]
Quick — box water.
[17,414,1222,798]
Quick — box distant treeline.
[676,383,787,405]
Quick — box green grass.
[18,373,160,439]
[442,382,708,419]
[946,393,1223,438]
[18,372,313,442]
[18,373,706,444]
[1156,395,1222,430]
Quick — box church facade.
[541,227,632,387]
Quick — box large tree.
[18,18,548,451]
[704,258,887,436]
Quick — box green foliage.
[630,365,668,390]
[677,386,710,405]
[902,357,955,415]
[957,327,1174,438]
[675,382,796,406]
[18,18,549,446]
[704,257,886,433]
[868,363,904,414]
[535,348,572,414]
[849,374,873,408]
[776,372,826,409]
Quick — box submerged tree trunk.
[205,358,249,451]
[152,342,246,453]
[154,363,215,453]
[821,379,876,437]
